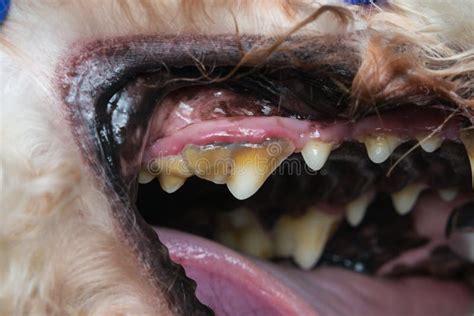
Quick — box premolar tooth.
[226,139,295,200]
[273,215,298,257]
[301,140,333,171]
[138,169,154,184]
[460,129,474,189]
[364,134,402,164]
[293,209,340,270]
[345,191,375,227]
[438,188,459,202]
[239,227,273,259]
[391,183,426,215]
[183,145,233,184]
[158,175,187,193]
[416,134,443,153]
[150,157,192,193]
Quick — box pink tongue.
[154,228,473,316]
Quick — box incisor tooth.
[438,188,459,202]
[416,134,443,153]
[293,209,340,270]
[391,183,426,215]
[138,169,154,184]
[345,191,375,227]
[183,145,233,184]
[301,140,333,171]
[364,134,402,164]
[226,139,295,200]
[460,129,474,189]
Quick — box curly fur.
[1,0,472,314]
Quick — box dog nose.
[446,201,474,263]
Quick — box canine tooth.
[345,191,374,227]
[158,175,187,193]
[226,140,295,200]
[183,145,233,184]
[391,183,426,215]
[416,134,442,153]
[438,188,458,202]
[273,215,298,257]
[460,129,474,189]
[364,134,402,164]
[138,169,154,184]
[301,140,333,171]
[293,209,340,270]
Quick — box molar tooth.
[183,145,233,184]
[364,134,402,164]
[460,129,474,189]
[416,134,443,153]
[438,188,459,202]
[301,140,333,171]
[345,191,375,227]
[138,169,154,184]
[226,139,295,200]
[391,183,426,215]
[293,209,340,270]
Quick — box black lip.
[57,34,360,314]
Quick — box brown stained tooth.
[150,157,192,193]
[345,191,375,227]
[460,129,474,189]
[391,183,427,215]
[226,139,295,200]
[182,145,233,184]
[292,208,341,270]
[363,134,403,164]
[273,215,299,258]
[138,169,155,184]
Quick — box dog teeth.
[226,139,294,200]
[438,188,459,202]
[149,157,192,193]
[345,191,375,227]
[391,183,426,215]
[273,215,299,257]
[216,208,273,259]
[138,169,155,184]
[183,145,232,184]
[301,140,333,171]
[416,134,443,153]
[364,134,402,164]
[292,208,340,270]
[460,129,474,189]
[158,175,187,193]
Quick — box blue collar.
[0,0,11,25]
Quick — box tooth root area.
[292,209,340,270]
[183,145,233,184]
[438,188,459,202]
[226,139,295,200]
[301,140,333,171]
[345,191,374,227]
[391,183,426,215]
[460,129,474,189]
[138,169,155,184]
[364,134,402,164]
[416,134,443,153]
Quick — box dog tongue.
[154,227,473,316]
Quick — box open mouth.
[61,34,474,315]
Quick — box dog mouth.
[61,34,474,315]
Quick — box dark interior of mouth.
[61,36,474,315]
